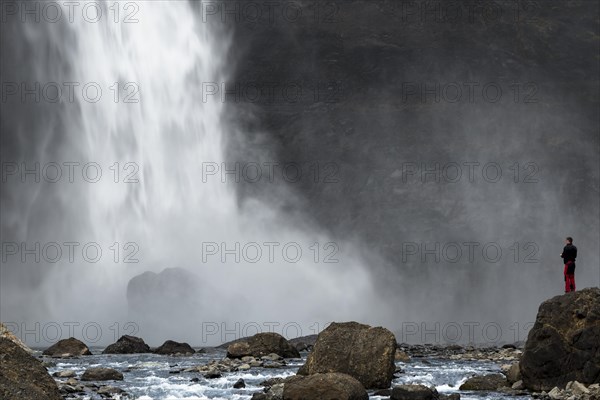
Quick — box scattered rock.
[512,380,525,390]
[103,335,150,354]
[0,338,62,400]
[440,394,460,400]
[297,321,396,389]
[81,367,124,381]
[390,384,438,400]
[204,370,222,379]
[42,337,92,357]
[260,377,286,387]
[52,369,76,378]
[283,373,368,400]
[520,288,600,391]
[0,323,32,354]
[547,386,562,399]
[97,385,128,396]
[233,378,246,389]
[227,332,300,359]
[570,380,591,396]
[395,349,411,362]
[536,381,600,400]
[506,362,522,384]
[459,374,508,391]
[154,340,195,355]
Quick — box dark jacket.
[562,244,577,274]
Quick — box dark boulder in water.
[283,372,368,400]
[390,384,439,400]
[227,332,300,359]
[154,340,195,355]
[297,321,396,389]
[520,287,600,391]
[81,367,124,381]
[103,335,151,354]
[0,338,62,400]
[42,337,92,357]
[458,374,508,390]
[233,378,246,389]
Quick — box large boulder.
[297,321,396,389]
[283,373,368,400]
[0,338,62,400]
[103,335,150,354]
[154,340,195,355]
[81,367,123,381]
[391,384,439,400]
[226,332,300,359]
[42,337,92,357]
[520,288,600,391]
[458,374,508,390]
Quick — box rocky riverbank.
[2,289,598,399]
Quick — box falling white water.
[1,1,389,345]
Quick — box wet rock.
[227,332,300,359]
[204,370,222,379]
[373,388,391,396]
[521,288,600,391]
[283,373,368,400]
[42,337,92,357]
[395,349,411,362]
[506,362,522,384]
[288,334,318,349]
[154,340,195,355]
[52,369,76,378]
[459,374,508,390]
[439,394,460,400]
[260,377,286,387]
[103,335,150,354]
[0,323,32,354]
[262,353,283,361]
[0,338,62,400]
[234,378,246,389]
[390,384,439,400]
[97,385,129,396]
[297,321,396,389]
[81,367,124,381]
[512,380,525,390]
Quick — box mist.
[1,0,598,348]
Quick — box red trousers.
[564,264,576,292]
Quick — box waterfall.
[0,0,386,345]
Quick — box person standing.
[561,237,577,293]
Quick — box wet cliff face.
[225,0,599,322]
